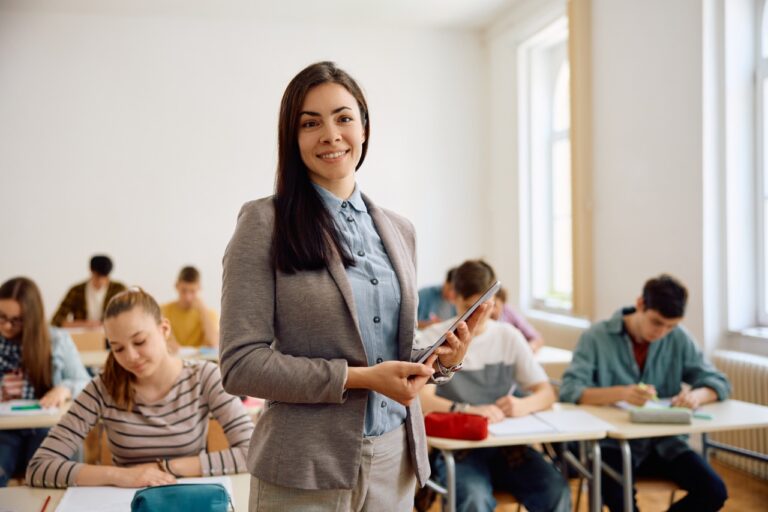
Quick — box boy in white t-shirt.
[418,260,570,512]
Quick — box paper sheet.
[488,415,557,436]
[535,410,615,433]
[55,476,232,512]
[615,399,672,410]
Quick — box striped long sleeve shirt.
[26,360,254,488]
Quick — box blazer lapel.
[365,195,416,361]
[326,250,361,333]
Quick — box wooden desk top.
[0,473,251,512]
[572,400,768,439]
[0,402,71,431]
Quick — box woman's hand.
[39,385,71,408]
[434,302,491,368]
[347,355,436,406]
[114,464,177,488]
[671,387,716,409]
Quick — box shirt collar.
[312,183,368,214]
[608,306,637,334]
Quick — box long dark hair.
[0,277,52,397]
[272,61,370,274]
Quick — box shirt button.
[370,278,379,285]
[357,250,365,257]
[341,201,348,208]
[380,401,387,408]
[347,216,354,222]
[373,316,381,324]
[376,357,383,364]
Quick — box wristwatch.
[436,358,463,376]
[450,401,470,413]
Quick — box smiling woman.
[219,61,486,511]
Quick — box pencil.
[40,495,51,512]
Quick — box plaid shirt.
[0,336,36,399]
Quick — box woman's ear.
[159,317,172,340]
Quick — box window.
[520,18,573,312]
[758,0,768,324]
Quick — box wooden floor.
[426,459,768,511]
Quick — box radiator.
[710,350,768,479]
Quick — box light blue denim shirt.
[314,183,406,437]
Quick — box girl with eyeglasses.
[0,277,90,487]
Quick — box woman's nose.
[321,125,341,143]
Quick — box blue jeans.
[434,446,571,512]
[0,428,49,487]
[601,444,728,512]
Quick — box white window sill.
[525,308,591,330]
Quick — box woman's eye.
[301,120,318,128]
[339,116,353,123]
[134,340,145,346]
[113,348,123,353]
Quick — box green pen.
[693,412,713,420]
[11,404,42,411]
[638,382,659,402]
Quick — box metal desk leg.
[620,440,633,512]
[442,450,456,512]
[590,441,602,512]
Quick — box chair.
[69,329,105,351]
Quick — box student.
[219,61,484,511]
[419,260,570,512]
[491,286,546,352]
[52,255,126,327]
[0,277,89,487]
[559,274,730,512]
[417,268,457,329]
[161,266,219,349]
[27,288,254,488]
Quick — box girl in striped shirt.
[26,288,254,488]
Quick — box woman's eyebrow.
[299,106,352,117]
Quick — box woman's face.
[0,299,23,340]
[104,307,171,380]
[297,82,366,195]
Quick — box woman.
[0,277,90,487]
[27,288,254,488]
[220,61,486,510]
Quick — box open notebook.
[55,476,233,512]
[488,409,614,436]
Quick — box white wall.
[487,0,717,348]
[0,4,490,315]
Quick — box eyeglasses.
[0,313,23,329]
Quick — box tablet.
[412,280,501,364]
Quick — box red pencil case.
[424,412,489,441]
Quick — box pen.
[693,412,713,420]
[40,495,51,512]
[637,382,659,402]
[11,404,42,411]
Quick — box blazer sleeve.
[219,200,348,404]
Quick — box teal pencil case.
[131,483,232,512]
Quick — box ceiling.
[0,0,520,30]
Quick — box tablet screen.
[412,280,501,364]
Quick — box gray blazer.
[219,194,430,490]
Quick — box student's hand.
[1,369,24,401]
[467,404,505,423]
[363,356,437,406]
[622,384,657,406]
[671,388,716,409]
[116,465,177,488]
[495,395,526,418]
[434,302,491,368]
[529,337,545,353]
[39,386,71,408]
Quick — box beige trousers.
[249,425,416,512]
